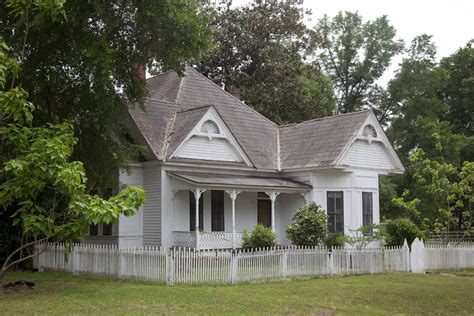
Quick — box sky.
[232,0,474,85]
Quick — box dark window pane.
[103,223,112,236]
[189,192,204,231]
[211,190,225,231]
[89,224,98,236]
[258,200,272,227]
[362,192,373,235]
[327,191,344,234]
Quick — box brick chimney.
[229,87,241,100]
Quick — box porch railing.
[172,231,243,249]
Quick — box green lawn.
[1,270,473,315]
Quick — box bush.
[286,202,328,246]
[241,225,277,249]
[384,218,425,246]
[325,233,346,248]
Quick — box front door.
[257,199,271,227]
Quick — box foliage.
[314,11,404,114]
[241,224,276,249]
[324,233,346,249]
[391,139,473,243]
[382,37,473,221]
[439,40,474,139]
[345,224,382,250]
[0,3,145,278]
[0,0,211,188]
[383,218,425,247]
[195,0,336,124]
[286,203,328,246]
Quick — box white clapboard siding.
[175,136,242,162]
[143,165,162,246]
[342,140,393,170]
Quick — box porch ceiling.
[168,171,311,191]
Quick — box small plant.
[383,218,425,247]
[286,202,328,246]
[241,225,276,249]
[345,224,382,250]
[324,233,347,248]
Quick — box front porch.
[168,171,311,250]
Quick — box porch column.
[225,190,241,249]
[193,187,205,250]
[265,191,280,233]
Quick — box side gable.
[337,111,405,174]
[279,111,371,170]
[168,106,253,166]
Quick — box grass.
[1,270,474,315]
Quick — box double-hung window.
[211,190,225,231]
[362,192,373,234]
[327,191,344,233]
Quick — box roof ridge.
[145,68,178,82]
[175,104,212,114]
[184,67,279,127]
[279,109,372,128]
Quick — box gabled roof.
[167,105,212,157]
[279,110,371,169]
[128,67,397,172]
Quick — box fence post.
[229,252,238,284]
[279,251,288,278]
[410,238,425,273]
[402,239,410,273]
[72,248,79,275]
[166,252,174,286]
[328,250,334,275]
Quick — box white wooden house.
[84,67,404,249]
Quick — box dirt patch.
[2,280,35,292]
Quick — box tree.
[286,203,328,246]
[0,0,211,189]
[195,0,336,124]
[440,40,474,138]
[314,11,404,114]
[439,40,474,162]
[0,2,145,279]
[380,37,473,221]
[391,136,473,244]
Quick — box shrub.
[286,202,328,246]
[384,218,425,246]
[325,233,346,248]
[241,225,277,249]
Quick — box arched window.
[362,124,377,138]
[200,120,220,134]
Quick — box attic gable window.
[362,124,377,138]
[200,119,220,135]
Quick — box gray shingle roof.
[167,105,212,157]
[128,67,371,170]
[279,111,371,169]
[168,171,312,190]
[128,98,178,160]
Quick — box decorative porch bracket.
[299,191,310,204]
[193,187,206,250]
[225,190,241,249]
[264,191,281,233]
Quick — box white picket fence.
[34,238,474,285]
